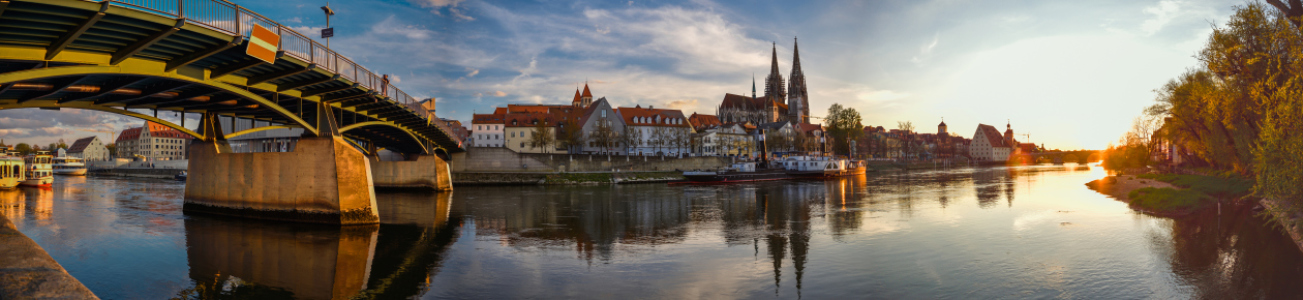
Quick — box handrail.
[96,0,432,124]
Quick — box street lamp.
[320,3,336,48]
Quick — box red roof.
[798,123,823,134]
[616,106,690,128]
[977,124,1012,148]
[472,113,505,124]
[116,127,142,143]
[571,89,582,104]
[581,84,593,98]
[688,113,721,130]
[116,122,193,143]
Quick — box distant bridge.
[0,0,461,224]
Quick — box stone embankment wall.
[88,159,188,170]
[0,214,99,299]
[89,168,181,179]
[452,171,683,185]
[450,148,731,173]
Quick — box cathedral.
[717,38,811,125]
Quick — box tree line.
[1118,3,1303,202]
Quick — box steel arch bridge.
[0,0,463,155]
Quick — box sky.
[0,0,1245,149]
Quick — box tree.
[649,126,669,155]
[897,121,915,160]
[105,143,117,157]
[622,126,642,155]
[56,138,67,150]
[587,120,620,155]
[825,104,864,156]
[527,118,555,153]
[1266,0,1303,27]
[557,119,584,154]
[14,143,31,155]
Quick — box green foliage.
[1102,143,1148,170]
[824,103,863,156]
[1128,187,1212,211]
[13,143,31,155]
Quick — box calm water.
[1,165,1301,299]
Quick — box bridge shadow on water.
[171,191,460,300]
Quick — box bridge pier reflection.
[179,192,459,299]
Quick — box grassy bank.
[1088,173,1251,217]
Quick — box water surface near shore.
[1,165,1300,299]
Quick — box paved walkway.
[0,214,98,299]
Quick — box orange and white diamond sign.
[246,24,279,64]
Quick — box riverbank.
[453,171,683,185]
[0,214,98,299]
[1085,175,1204,218]
[1260,198,1303,254]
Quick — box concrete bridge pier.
[184,107,381,225]
[369,152,453,191]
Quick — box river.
[0,164,1300,299]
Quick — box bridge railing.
[98,0,434,125]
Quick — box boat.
[20,152,53,187]
[52,156,87,176]
[174,171,187,181]
[782,155,867,178]
[0,154,22,189]
[681,162,791,183]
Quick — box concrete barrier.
[183,137,379,225]
[451,148,731,173]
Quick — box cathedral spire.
[770,42,780,77]
[752,73,756,99]
[791,37,802,78]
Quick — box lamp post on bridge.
[321,3,335,48]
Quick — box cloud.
[492,91,508,97]
[466,68,480,77]
[911,33,939,63]
[1140,0,1181,36]
[415,0,463,7]
[664,99,699,109]
[389,74,402,83]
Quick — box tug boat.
[20,152,53,187]
[52,156,88,176]
[0,155,23,189]
[682,162,790,183]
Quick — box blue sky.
[0,0,1242,149]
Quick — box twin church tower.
[719,38,811,125]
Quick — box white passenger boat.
[52,156,87,176]
[0,155,23,189]
[20,152,53,187]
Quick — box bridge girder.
[0,65,321,138]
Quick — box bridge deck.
[0,0,462,154]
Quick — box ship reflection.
[175,192,456,300]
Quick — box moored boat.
[52,156,88,176]
[782,155,867,178]
[20,152,53,187]
[682,162,791,183]
[0,155,23,189]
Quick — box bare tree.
[622,126,643,155]
[528,118,555,153]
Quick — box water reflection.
[2,166,1302,299]
[175,192,457,300]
